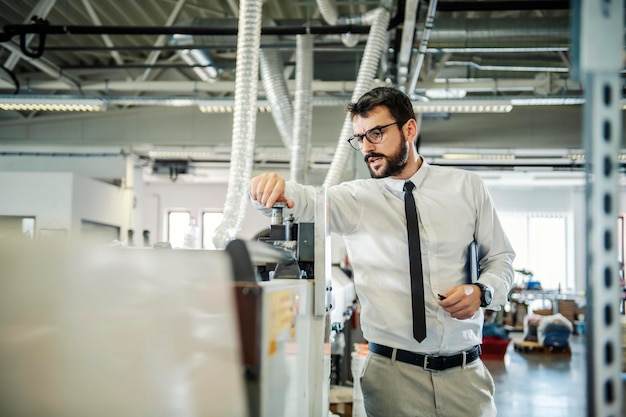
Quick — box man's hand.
[438,284,482,320]
[250,172,294,209]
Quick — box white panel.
[0,245,248,417]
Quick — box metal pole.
[576,1,624,416]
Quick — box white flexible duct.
[317,0,339,26]
[317,0,363,47]
[290,34,314,183]
[260,48,294,149]
[212,0,263,249]
[323,7,391,187]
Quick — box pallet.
[513,340,571,354]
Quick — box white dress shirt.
[253,158,515,355]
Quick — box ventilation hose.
[323,7,391,187]
[291,34,314,183]
[212,0,263,249]
[260,48,294,149]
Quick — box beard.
[364,133,410,178]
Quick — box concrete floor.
[483,332,625,417]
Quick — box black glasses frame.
[346,120,405,150]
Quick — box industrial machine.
[0,242,249,417]
[0,190,337,417]
[226,194,333,417]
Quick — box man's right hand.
[250,172,294,209]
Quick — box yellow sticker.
[268,290,296,356]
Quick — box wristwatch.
[473,282,492,308]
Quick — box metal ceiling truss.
[0,0,593,104]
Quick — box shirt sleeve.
[473,176,516,309]
[250,180,363,235]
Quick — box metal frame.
[578,1,624,416]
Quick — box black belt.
[369,342,481,371]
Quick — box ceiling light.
[425,88,467,99]
[199,105,234,113]
[442,153,515,160]
[0,96,106,112]
[511,97,585,106]
[197,99,273,113]
[413,100,513,113]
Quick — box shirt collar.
[383,155,429,194]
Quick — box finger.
[250,176,262,202]
[262,175,284,208]
[251,174,271,203]
[273,195,295,207]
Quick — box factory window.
[498,211,573,291]
[168,211,190,249]
[202,212,224,249]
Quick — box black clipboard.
[468,241,479,284]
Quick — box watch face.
[475,283,492,307]
[483,289,492,306]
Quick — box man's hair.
[347,87,416,124]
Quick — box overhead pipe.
[422,17,570,48]
[212,0,263,249]
[407,0,438,97]
[3,0,57,70]
[290,34,314,183]
[1,41,82,90]
[396,0,420,88]
[323,5,392,186]
[436,1,569,12]
[1,21,373,48]
[260,48,294,149]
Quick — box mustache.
[364,152,385,163]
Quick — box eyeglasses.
[346,120,405,150]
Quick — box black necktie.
[404,181,426,342]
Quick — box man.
[250,87,514,417]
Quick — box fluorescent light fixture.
[413,100,513,113]
[442,153,515,160]
[511,97,585,106]
[0,96,106,112]
[199,105,234,113]
[425,88,467,99]
[197,99,273,113]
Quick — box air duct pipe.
[290,34,314,183]
[260,48,294,149]
[407,0,437,96]
[212,0,263,249]
[317,0,339,25]
[323,6,391,186]
[317,0,364,47]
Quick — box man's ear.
[405,118,419,143]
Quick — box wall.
[140,180,269,245]
[72,174,132,241]
[0,172,73,238]
[0,172,130,241]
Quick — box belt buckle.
[461,350,467,369]
[423,354,438,371]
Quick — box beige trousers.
[360,350,496,417]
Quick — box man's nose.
[361,138,376,153]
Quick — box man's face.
[352,107,410,179]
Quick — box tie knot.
[404,181,415,193]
